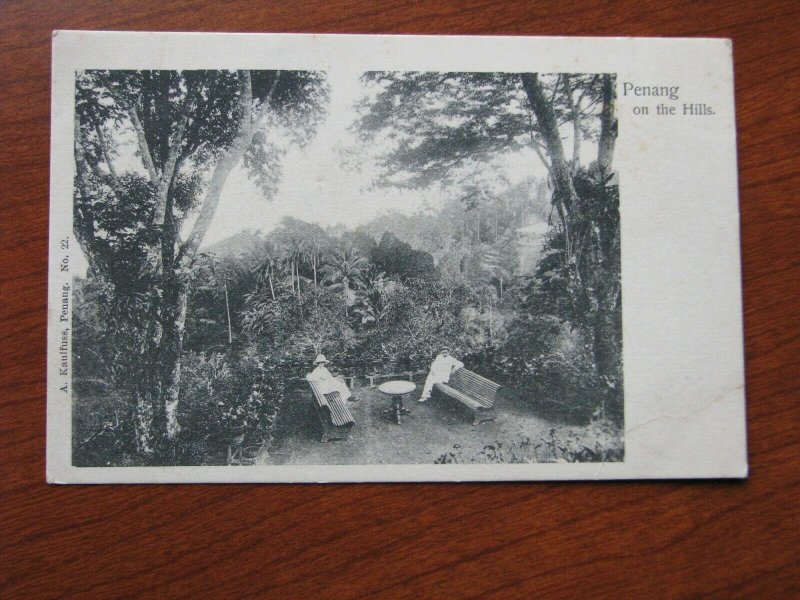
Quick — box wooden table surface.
[1,1,798,597]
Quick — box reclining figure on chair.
[307,354,352,401]
[419,346,463,402]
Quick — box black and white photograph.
[47,33,746,482]
[69,65,623,469]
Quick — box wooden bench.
[292,374,355,388]
[433,368,501,425]
[306,377,355,443]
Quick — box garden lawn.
[259,384,593,465]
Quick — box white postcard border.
[47,32,747,482]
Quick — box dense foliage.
[72,69,622,466]
[73,69,329,458]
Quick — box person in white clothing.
[307,354,352,401]
[419,347,464,402]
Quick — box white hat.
[313,354,329,364]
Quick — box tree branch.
[127,103,159,182]
[251,70,282,129]
[525,102,551,172]
[520,73,577,216]
[93,120,120,182]
[178,70,281,266]
[549,74,561,107]
[532,141,551,173]
[153,108,190,226]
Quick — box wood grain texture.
[1,1,798,597]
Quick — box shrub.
[72,392,143,467]
[176,346,291,464]
[352,278,489,372]
[434,421,623,464]
[494,314,602,422]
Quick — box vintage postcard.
[47,32,746,482]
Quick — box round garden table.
[378,380,416,425]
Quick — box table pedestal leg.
[384,395,412,425]
[393,395,403,425]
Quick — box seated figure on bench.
[419,346,463,403]
[308,354,352,401]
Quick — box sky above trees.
[72,66,599,276]
[191,67,585,244]
[202,67,441,248]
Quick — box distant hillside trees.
[371,232,436,281]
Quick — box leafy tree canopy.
[355,71,606,189]
[74,69,330,279]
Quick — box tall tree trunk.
[597,74,618,172]
[158,71,279,443]
[130,330,164,454]
[77,70,284,457]
[134,386,155,454]
[590,299,623,420]
[161,280,189,440]
[520,73,579,218]
[523,72,622,418]
[562,74,581,169]
[521,73,583,290]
